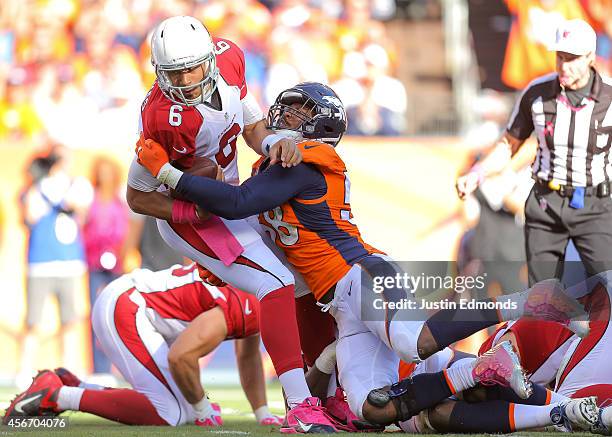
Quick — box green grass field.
[0,385,595,436]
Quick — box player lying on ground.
[469,271,612,435]
[3,263,281,427]
[368,346,601,434]
[363,273,612,432]
[127,16,335,432]
[359,271,612,433]
[136,81,591,427]
[315,337,604,434]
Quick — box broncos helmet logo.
[322,95,346,120]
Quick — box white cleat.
[550,396,599,432]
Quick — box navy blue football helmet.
[267,82,347,146]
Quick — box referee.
[456,19,612,286]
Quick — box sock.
[279,369,312,408]
[512,403,557,430]
[425,310,499,350]
[78,388,168,425]
[484,383,552,405]
[57,386,85,411]
[449,400,512,433]
[314,341,337,375]
[549,390,568,404]
[443,360,476,393]
[295,293,336,368]
[260,286,310,407]
[254,405,274,422]
[326,371,338,398]
[407,373,453,412]
[192,396,215,420]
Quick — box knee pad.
[367,377,419,422]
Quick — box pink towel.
[191,215,244,266]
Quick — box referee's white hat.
[549,19,597,56]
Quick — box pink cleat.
[54,368,82,387]
[281,397,337,433]
[325,388,384,432]
[473,340,533,399]
[3,370,63,423]
[259,415,284,426]
[523,279,589,337]
[194,403,223,427]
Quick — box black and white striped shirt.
[507,69,612,187]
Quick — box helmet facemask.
[156,52,218,107]
[267,85,346,146]
[267,91,319,140]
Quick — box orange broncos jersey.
[255,141,383,300]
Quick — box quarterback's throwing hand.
[136,135,170,177]
[270,138,302,167]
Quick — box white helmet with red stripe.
[150,15,218,106]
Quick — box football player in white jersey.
[126,16,336,432]
[3,264,282,427]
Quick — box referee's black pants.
[525,183,612,286]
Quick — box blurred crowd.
[17,143,186,382]
[0,0,408,151]
[501,0,611,90]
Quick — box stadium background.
[0,0,609,388]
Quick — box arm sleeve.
[175,163,324,219]
[127,157,162,192]
[241,92,264,126]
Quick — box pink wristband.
[171,200,199,224]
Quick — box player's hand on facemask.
[135,134,170,177]
[270,138,302,168]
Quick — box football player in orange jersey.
[137,82,588,427]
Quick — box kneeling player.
[3,263,281,427]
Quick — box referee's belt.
[536,178,611,198]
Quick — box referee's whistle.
[548,180,561,191]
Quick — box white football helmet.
[150,16,218,106]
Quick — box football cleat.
[54,368,82,387]
[194,403,223,427]
[280,397,337,434]
[3,370,63,423]
[523,279,589,337]
[325,388,383,432]
[550,397,599,432]
[473,340,533,399]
